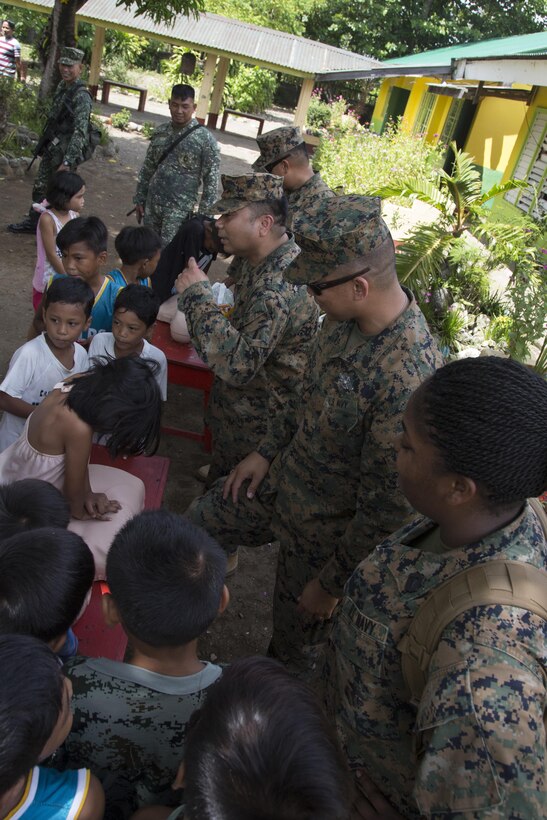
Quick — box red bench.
[152,320,214,452]
[72,445,170,660]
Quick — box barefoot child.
[108,225,162,288]
[0,634,104,820]
[88,284,168,399]
[0,277,91,451]
[31,216,122,342]
[32,171,85,310]
[0,356,162,578]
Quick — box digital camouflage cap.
[252,126,306,171]
[285,194,391,284]
[213,173,286,215]
[59,47,84,65]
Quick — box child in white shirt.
[0,278,92,451]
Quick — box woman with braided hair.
[323,356,547,820]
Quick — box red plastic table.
[152,320,213,453]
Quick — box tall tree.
[39,0,204,98]
[304,0,547,60]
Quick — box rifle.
[26,82,90,173]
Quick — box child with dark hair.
[0,478,70,538]
[323,356,547,819]
[65,509,228,811]
[109,225,162,288]
[133,656,352,820]
[0,277,92,451]
[0,634,104,820]
[88,284,167,399]
[32,171,85,310]
[31,215,122,341]
[0,357,162,578]
[0,527,94,653]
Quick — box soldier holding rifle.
[8,47,93,234]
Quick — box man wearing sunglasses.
[187,195,442,678]
[176,173,319,494]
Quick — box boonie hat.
[252,126,306,171]
[285,195,391,284]
[59,47,84,66]
[213,173,285,215]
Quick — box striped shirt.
[0,35,21,77]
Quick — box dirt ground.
[0,111,280,664]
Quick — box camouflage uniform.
[188,196,443,677]
[251,125,334,231]
[134,119,220,244]
[323,504,547,819]
[64,657,222,808]
[179,174,319,484]
[32,70,92,202]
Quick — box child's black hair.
[45,171,85,211]
[43,276,94,319]
[114,225,162,266]
[413,356,547,508]
[171,83,195,101]
[57,216,108,255]
[114,284,161,328]
[64,356,162,457]
[183,657,352,820]
[0,634,65,794]
[0,479,70,539]
[0,528,94,643]
[106,510,226,646]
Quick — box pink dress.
[0,400,144,580]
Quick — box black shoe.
[7,216,38,234]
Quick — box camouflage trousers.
[144,196,194,246]
[32,146,78,204]
[186,476,335,682]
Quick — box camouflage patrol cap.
[252,126,305,171]
[213,173,285,215]
[285,195,391,284]
[59,47,84,65]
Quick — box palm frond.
[475,179,529,206]
[441,143,483,220]
[395,226,450,294]
[371,179,451,214]
[474,220,538,246]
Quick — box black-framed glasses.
[307,267,370,296]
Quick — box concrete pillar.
[207,56,230,129]
[88,25,105,99]
[293,77,314,128]
[196,53,218,125]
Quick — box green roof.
[383,31,547,67]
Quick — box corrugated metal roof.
[70,0,380,78]
[383,31,547,67]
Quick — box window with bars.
[439,99,464,145]
[505,108,547,217]
[413,92,436,136]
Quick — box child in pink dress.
[0,357,162,579]
[32,171,85,310]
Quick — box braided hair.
[413,356,547,508]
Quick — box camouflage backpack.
[399,498,547,705]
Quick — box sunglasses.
[307,267,370,296]
[265,154,290,173]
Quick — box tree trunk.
[38,0,85,99]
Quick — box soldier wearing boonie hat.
[185,192,442,680]
[7,45,92,234]
[175,171,319,498]
[251,125,334,232]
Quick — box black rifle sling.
[157,123,203,167]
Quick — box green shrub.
[314,119,443,194]
[90,113,109,147]
[306,97,332,132]
[225,66,276,114]
[141,121,155,139]
[111,108,131,130]
[0,78,46,136]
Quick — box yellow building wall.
[500,86,547,183]
[426,95,452,142]
[463,97,527,174]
